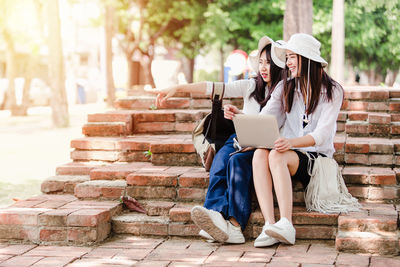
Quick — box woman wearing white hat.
[253,33,344,246]
[146,36,284,244]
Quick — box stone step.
[338,203,397,232]
[112,205,338,240]
[0,195,121,245]
[56,162,109,176]
[83,109,210,136]
[82,122,130,137]
[335,231,399,255]
[342,99,400,113]
[72,163,307,204]
[83,162,398,188]
[344,87,396,100]
[344,140,400,167]
[41,175,90,194]
[114,96,244,110]
[70,134,399,169]
[346,111,400,123]
[342,166,397,186]
[70,135,200,165]
[341,87,400,113]
[347,185,399,202]
[345,121,400,137]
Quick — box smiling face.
[259,50,271,85]
[286,50,300,78]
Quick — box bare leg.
[252,149,275,224]
[268,150,300,223]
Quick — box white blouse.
[260,80,343,158]
[206,79,266,115]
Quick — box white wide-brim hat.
[248,36,286,72]
[273,33,328,67]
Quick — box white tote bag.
[304,154,361,214]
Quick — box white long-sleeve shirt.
[206,80,265,115]
[260,80,343,158]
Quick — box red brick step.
[0,195,121,245]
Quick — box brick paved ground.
[0,235,399,266]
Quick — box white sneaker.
[199,229,215,242]
[254,223,279,247]
[264,217,296,245]
[191,206,228,243]
[225,221,245,244]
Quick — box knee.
[268,150,287,167]
[253,149,270,168]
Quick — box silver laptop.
[232,114,280,148]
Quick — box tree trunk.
[145,57,156,88]
[46,0,69,127]
[127,56,134,88]
[331,0,344,84]
[2,29,17,112]
[188,58,195,83]
[219,46,224,82]
[367,69,384,85]
[105,4,115,107]
[283,0,313,41]
[385,70,398,87]
[145,44,156,88]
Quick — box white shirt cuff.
[309,132,321,147]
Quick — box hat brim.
[274,42,328,67]
[248,36,286,73]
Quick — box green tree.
[110,0,207,88]
[200,0,284,81]
[345,0,400,85]
[0,0,49,116]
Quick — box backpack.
[192,82,236,171]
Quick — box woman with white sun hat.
[252,33,344,246]
[146,35,284,245]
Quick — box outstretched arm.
[145,82,208,108]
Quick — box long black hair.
[249,44,283,109]
[283,55,343,114]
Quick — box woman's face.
[286,50,300,78]
[259,50,271,84]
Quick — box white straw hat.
[248,36,286,72]
[273,33,328,67]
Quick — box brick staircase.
[0,86,399,255]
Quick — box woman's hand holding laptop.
[273,137,293,152]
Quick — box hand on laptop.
[274,137,293,152]
[224,104,241,120]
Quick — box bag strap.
[211,82,225,101]
[210,82,225,141]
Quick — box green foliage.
[313,0,332,63]
[193,69,219,83]
[143,150,152,159]
[344,0,400,76]
[110,0,207,60]
[200,0,284,53]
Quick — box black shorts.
[292,150,326,188]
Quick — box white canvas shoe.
[225,221,245,244]
[199,229,215,242]
[264,217,296,245]
[191,206,228,243]
[254,223,279,247]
